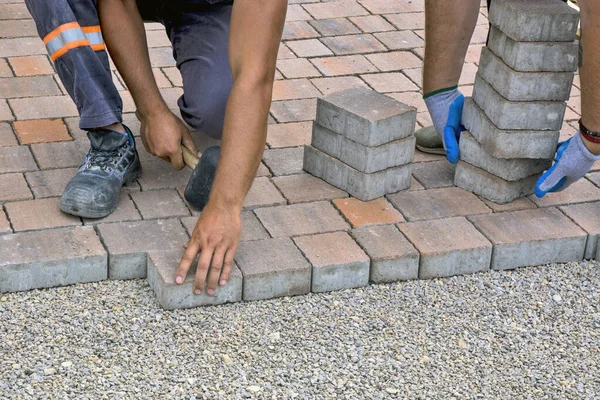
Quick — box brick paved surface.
[0,0,597,308]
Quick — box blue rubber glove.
[424,87,465,164]
[535,131,600,197]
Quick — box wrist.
[135,101,170,121]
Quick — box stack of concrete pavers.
[455,0,580,203]
[304,87,417,201]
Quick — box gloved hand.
[424,87,465,164]
[535,131,600,197]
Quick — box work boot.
[415,125,445,155]
[60,125,141,218]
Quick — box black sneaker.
[60,125,141,218]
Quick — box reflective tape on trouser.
[43,23,105,61]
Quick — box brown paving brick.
[416,112,431,127]
[278,43,296,60]
[310,76,368,96]
[286,39,333,57]
[148,47,176,67]
[482,197,537,213]
[399,216,492,279]
[0,146,37,173]
[0,172,31,202]
[465,44,484,64]
[273,173,348,203]
[131,189,190,219]
[360,72,418,93]
[235,237,311,301]
[321,34,386,55]
[311,55,378,76]
[365,51,422,72]
[277,58,322,79]
[308,18,360,37]
[137,159,192,191]
[8,55,54,76]
[0,37,46,58]
[351,224,419,282]
[272,79,320,101]
[256,161,272,177]
[0,19,38,39]
[286,4,313,21]
[0,59,11,78]
[83,192,141,225]
[13,119,70,144]
[9,95,78,120]
[263,147,305,176]
[587,172,600,186]
[255,201,349,238]
[30,140,87,169]
[0,3,28,19]
[333,197,404,228]
[469,208,586,270]
[411,160,456,189]
[359,0,424,13]
[0,122,17,146]
[375,31,424,50]
[243,177,287,210]
[270,99,317,123]
[162,67,182,87]
[303,1,369,19]
[267,121,312,148]
[387,91,426,113]
[560,202,600,259]
[387,187,491,221]
[530,179,600,207]
[0,99,14,121]
[282,21,320,40]
[294,231,369,292]
[0,76,60,99]
[152,68,171,88]
[409,176,425,191]
[592,161,600,172]
[0,208,11,234]
[458,62,478,86]
[6,197,81,232]
[349,15,395,32]
[384,12,425,30]
[181,210,270,242]
[400,67,421,88]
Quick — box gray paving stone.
[488,0,579,42]
[0,208,11,235]
[398,217,492,279]
[180,211,270,242]
[96,219,189,280]
[478,47,574,101]
[294,232,370,293]
[459,131,551,181]
[487,25,578,72]
[316,87,416,147]
[469,207,587,270]
[472,74,566,131]
[463,97,559,159]
[311,123,415,173]
[559,202,600,259]
[130,189,190,220]
[235,238,311,301]
[351,224,419,283]
[83,193,141,225]
[262,147,305,176]
[454,161,540,204]
[137,159,192,191]
[0,226,107,292]
[0,146,37,173]
[0,172,32,202]
[411,161,456,189]
[24,168,77,199]
[303,145,412,201]
[30,141,88,169]
[147,250,242,309]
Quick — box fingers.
[194,246,213,295]
[181,129,199,156]
[219,248,236,287]
[176,240,200,285]
[205,246,227,296]
[170,148,185,170]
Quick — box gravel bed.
[1,260,599,399]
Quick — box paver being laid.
[0,226,107,292]
[469,207,587,270]
[332,197,404,228]
[559,202,600,259]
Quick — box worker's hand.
[535,132,600,197]
[424,88,465,164]
[137,109,198,170]
[176,202,241,296]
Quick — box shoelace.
[84,143,128,173]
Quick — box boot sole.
[416,144,446,156]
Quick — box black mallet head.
[183,146,220,211]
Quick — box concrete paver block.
[294,231,370,292]
[316,87,416,147]
[462,97,559,159]
[5,197,82,232]
[454,161,540,204]
[487,25,578,72]
[181,211,270,242]
[529,178,600,207]
[235,238,311,301]
[1,209,12,235]
[96,219,189,280]
[312,123,415,173]
[398,217,492,279]
[0,146,37,174]
[0,172,32,202]
[130,189,190,220]
[0,226,107,292]
[472,74,566,131]
[332,197,404,228]
[459,131,551,181]
[559,202,600,259]
[147,250,242,309]
[411,161,456,189]
[272,173,348,204]
[488,0,579,42]
[351,224,419,283]
[469,207,587,270]
[478,47,574,101]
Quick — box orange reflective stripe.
[50,39,90,61]
[81,25,101,33]
[90,43,106,52]
[43,22,81,44]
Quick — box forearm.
[98,0,168,116]
[423,0,480,94]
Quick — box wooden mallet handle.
[182,146,200,170]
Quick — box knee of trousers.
[178,95,227,140]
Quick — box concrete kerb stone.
[472,74,566,131]
[487,25,578,72]
[488,0,579,42]
[478,47,574,101]
[559,202,600,260]
[462,97,560,159]
[315,87,416,147]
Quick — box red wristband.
[581,130,600,144]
